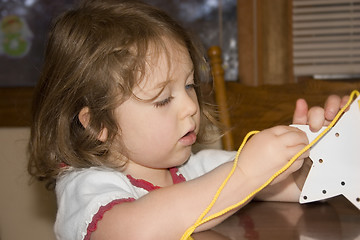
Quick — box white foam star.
[292,96,360,210]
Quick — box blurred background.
[0,0,238,87]
[1,1,360,239]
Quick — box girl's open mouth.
[180,131,197,146]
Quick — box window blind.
[292,0,360,79]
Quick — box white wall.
[0,128,56,240]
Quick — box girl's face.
[114,41,201,171]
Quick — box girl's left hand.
[292,94,350,131]
[255,94,350,202]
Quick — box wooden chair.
[207,46,360,151]
[207,46,234,151]
[208,45,360,188]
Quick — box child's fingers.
[292,98,309,125]
[285,142,309,161]
[324,94,342,121]
[324,94,349,123]
[270,125,306,137]
[298,148,310,159]
[340,95,350,108]
[273,127,309,146]
[307,107,326,132]
[287,157,305,173]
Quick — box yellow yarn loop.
[181,130,259,239]
[181,90,359,240]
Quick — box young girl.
[28,0,347,239]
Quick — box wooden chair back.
[207,46,234,151]
[207,46,360,151]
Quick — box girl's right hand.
[236,126,309,185]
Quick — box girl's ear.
[79,107,108,142]
[79,107,90,128]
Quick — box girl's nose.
[180,90,198,119]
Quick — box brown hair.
[28,0,218,189]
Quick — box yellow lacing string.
[181,90,360,240]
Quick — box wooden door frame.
[237,0,294,86]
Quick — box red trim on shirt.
[84,198,135,240]
[84,168,186,239]
[126,167,186,191]
[169,167,186,184]
[126,174,161,191]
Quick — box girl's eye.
[154,96,173,108]
[185,83,196,90]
